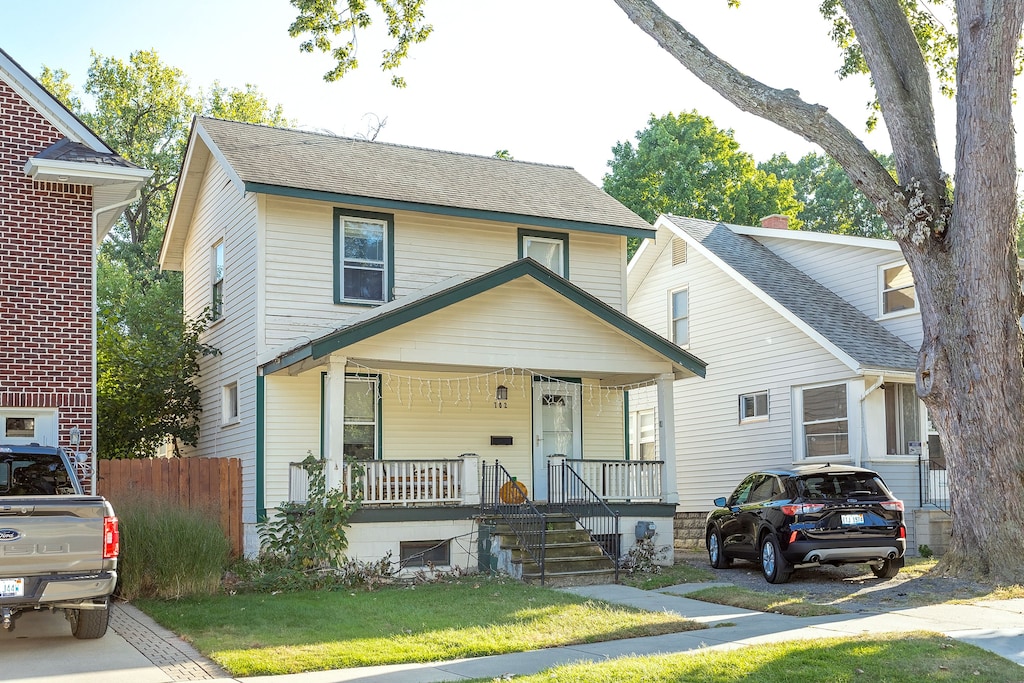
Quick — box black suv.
[705,464,906,583]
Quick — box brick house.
[0,48,150,490]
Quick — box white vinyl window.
[670,288,689,345]
[879,261,917,316]
[739,390,769,423]
[339,217,387,303]
[884,383,921,455]
[631,409,656,460]
[344,376,379,461]
[520,230,568,277]
[211,241,224,320]
[801,383,849,458]
[222,382,239,424]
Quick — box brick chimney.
[760,214,790,230]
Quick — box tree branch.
[612,0,905,226]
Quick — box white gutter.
[89,188,143,493]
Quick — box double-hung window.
[631,409,656,460]
[344,376,379,460]
[670,288,689,345]
[335,210,393,304]
[801,383,849,458]
[879,261,917,316]
[884,383,921,455]
[519,229,568,277]
[211,241,224,320]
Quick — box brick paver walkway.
[109,602,228,681]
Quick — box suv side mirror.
[713,496,728,508]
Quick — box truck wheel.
[69,604,110,639]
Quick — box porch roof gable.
[260,258,707,379]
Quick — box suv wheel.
[760,534,793,584]
[707,528,731,569]
[870,558,901,580]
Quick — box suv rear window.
[796,472,889,500]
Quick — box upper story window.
[801,383,849,458]
[519,229,568,277]
[739,390,769,423]
[670,288,689,345]
[211,241,224,320]
[879,261,917,317]
[334,209,394,305]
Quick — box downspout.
[858,376,885,469]
[90,189,143,493]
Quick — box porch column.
[656,373,679,505]
[324,356,348,491]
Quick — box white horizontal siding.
[264,373,323,509]
[582,381,626,459]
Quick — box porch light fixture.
[494,385,508,408]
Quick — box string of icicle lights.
[344,362,657,414]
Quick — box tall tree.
[604,111,801,254]
[286,0,1024,582]
[42,51,289,458]
[760,151,894,238]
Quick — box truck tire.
[69,603,110,639]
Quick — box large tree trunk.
[615,0,1024,581]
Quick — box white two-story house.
[160,117,706,575]
[627,214,948,555]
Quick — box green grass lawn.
[678,585,846,616]
[463,632,1024,682]
[621,559,716,589]
[136,577,703,675]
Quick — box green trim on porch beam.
[262,258,707,378]
[244,182,656,239]
[256,373,266,522]
[350,506,480,523]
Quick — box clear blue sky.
[1,0,969,186]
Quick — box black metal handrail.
[549,459,621,583]
[918,455,951,514]
[481,460,547,584]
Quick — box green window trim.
[333,208,396,305]
[518,228,569,278]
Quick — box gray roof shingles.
[34,138,139,168]
[196,117,651,233]
[666,216,919,372]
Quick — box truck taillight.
[881,500,905,512]
[103,516,119,559]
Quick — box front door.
[532,381,582,501]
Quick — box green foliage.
[759,151,895,238]
[919,544,934,559]
[603,111,802,257]
[288,0,433,87]
[41,51,288,458]
[116,495,231,600]
[258,454,361,572]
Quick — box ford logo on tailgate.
[0,529,21,541]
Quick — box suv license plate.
[1,578,24,597]
[841,513,864,526]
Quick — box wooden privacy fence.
[97,457,243,556]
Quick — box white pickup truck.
[0,444,119,639]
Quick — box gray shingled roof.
[666,216,919,372]
[196,117,651,233]
[35,138,139,168]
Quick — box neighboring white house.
[626,214,949,555]
[160,117,706,570]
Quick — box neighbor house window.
[879,262,917,316]
[630,409,656,460]
[211,241,224,320]
[670,288,689,345]
[739,390,769,423]
[4,417,35,438]
[801,383,849,458]
[344,376,379,460]
[222,382,239,424]
[884,383,921,455]
[519,229,568,277]
[334,210,394,304]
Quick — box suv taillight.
[103,516,119,559]
[881,500,905,512]
[781,503,825,515]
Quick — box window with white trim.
[519,229,568,277]
[670,288,689,345]
[884,383,921,455]
[344,376,379,460]
[211,241,224,320]
[801,383,849,458]
[739,390,769,423]
[222,382,239,424]
[879,261,917,316]
[631,409,656,460]
[335,210,392,304]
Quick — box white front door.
[532,381,582,501]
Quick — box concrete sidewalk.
[227,584,1024,683]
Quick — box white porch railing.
[291,458,474,506]
[564,459,663,502]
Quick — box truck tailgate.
[0,496,111,575]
